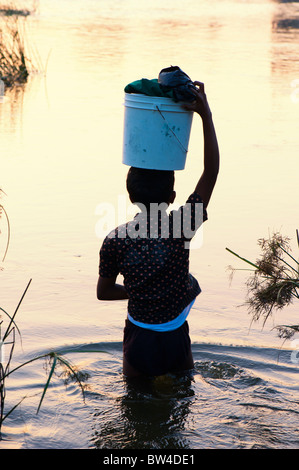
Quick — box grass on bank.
[0,2,38,88]
[0,16,28,87]
[0,189,10,263]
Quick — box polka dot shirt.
[99,192,207,324]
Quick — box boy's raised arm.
[183,81,219,208]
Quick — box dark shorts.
[123,319,194,377]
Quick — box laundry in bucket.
[124,78,175,99]
[158,66,196,102]
[124,66,196,103]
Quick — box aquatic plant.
[0,13,30,87]
[226,230,299,341]
[0,187,89,438]
[0,189,10,263]
[0,279,88,438]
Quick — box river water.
[0,0,299,449]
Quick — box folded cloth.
[158,66,196,102]
[124,66,196,102]
[124,78,175,99]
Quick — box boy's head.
[126,167,176,209]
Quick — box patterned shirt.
[99,192,207,324]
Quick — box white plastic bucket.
[122,93,193,170]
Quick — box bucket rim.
[124,92,191,112]
[124,92,182,104]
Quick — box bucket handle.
[155,105,188,153]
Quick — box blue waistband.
[127,299,195,332]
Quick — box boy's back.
[99,190,207,325]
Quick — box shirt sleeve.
[170,191,208,241]
[185,191,208,222]
[99,235,120,278]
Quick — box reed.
[0,1,38,88]
[0,15,29,87]
[0,279,88,437]
[226,230,299,341]
[0,189,10,263]
[0,188,90,438]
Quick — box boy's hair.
[126,167,175,208]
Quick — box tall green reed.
[0,189,10,263]
[0,191,88,438]
[0,279,89,438]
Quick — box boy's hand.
[182,81,212,120]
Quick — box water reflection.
[275,18,299,29]
[0,85,26,134]
[91,374,195,449]
[1,0,299,449]
[272,0,299,29]
[272,0,299,3]
[271,0,299,82]
[272,10,299,31]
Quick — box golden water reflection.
[0,0,299,450]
